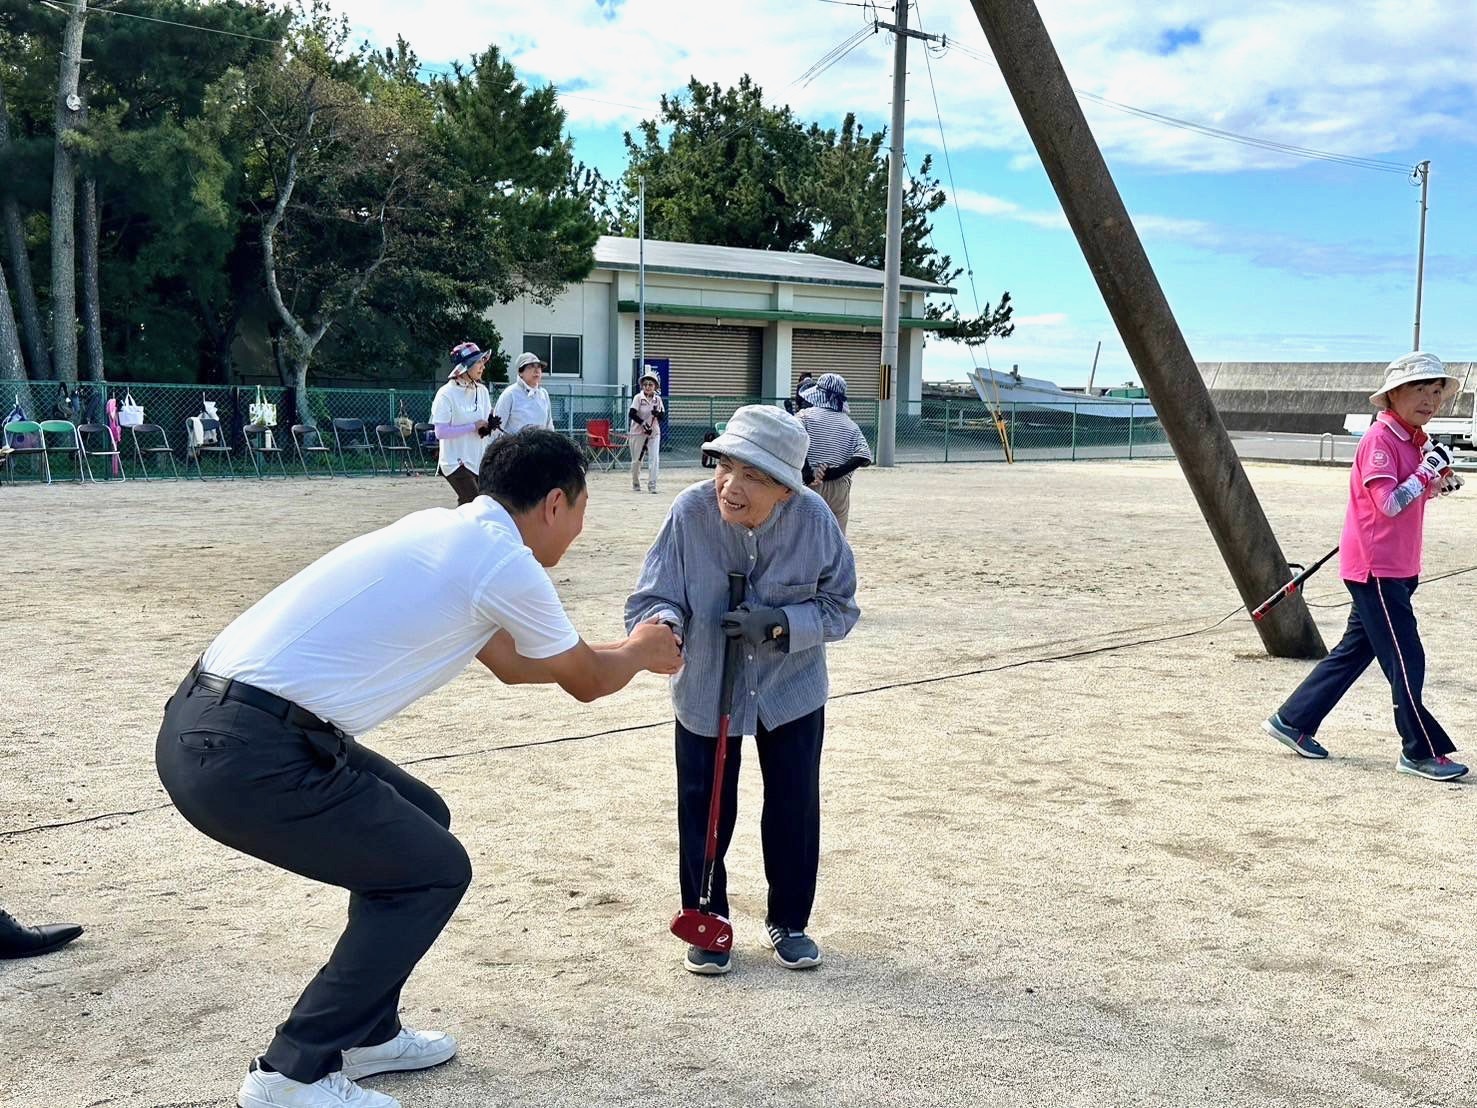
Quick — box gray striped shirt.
[798,406,872,468]
[625,482,860,736]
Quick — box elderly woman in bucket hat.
[797,372,873,535]
[625,405,860,976]
[1263,351,1469,781]
[429,342,496,505]
[492,351,556,439]
[628,370,665,494]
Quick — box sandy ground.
[4,460,1477,1108]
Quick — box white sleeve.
[478,385,492,420]
[430,385,454,425]
[492,387,514,429]
[542,392,554,430]
[474,554,580,659]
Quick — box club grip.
[718,573,747,714]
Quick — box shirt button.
[747,654,754,661]
[749,690,756,697]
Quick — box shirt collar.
[513,377,538,396]
[1376,409,1413,441]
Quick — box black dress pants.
[442,465,479,505]
[155,673,472,1084]
[675,706,824,930]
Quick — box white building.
[484,236,954,405]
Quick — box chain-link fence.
[1,380,1168,484]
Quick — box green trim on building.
[615,300,955,331]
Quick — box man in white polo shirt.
[156,430,681,1108]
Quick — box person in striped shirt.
[797,373,872,535]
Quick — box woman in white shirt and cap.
[492,352,556,438]
[628,370,665,494]
[429,342,495,505]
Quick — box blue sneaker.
[1262,714,1328,759]
[683,946,732,975]
[1397,754,1468,782]
[763,922,822,969]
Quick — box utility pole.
[50,0,88,384]
[968,0,1325,659]
[1411,160,1429,352]
[875,2,941,466]
[637,174,646,386]
[1086,340,1101,394]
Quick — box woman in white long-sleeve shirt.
[492,352,555,438]
[430,342,494,504]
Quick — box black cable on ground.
[6,564,1477,840]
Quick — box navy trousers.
[156,673,472,1084]
[675,707,824,931]
[1278,576,1454,760]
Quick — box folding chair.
[39,420,85,484]
[244,425,289,479]
[186,417,236,479]
[292,424,335,478]
[77,423,126,482]
[375,424,417,476]
[413,422,439,474]
[3,420,49,484]
[332,418,379,476]
[583,418,626,472]
[128,423,180,480]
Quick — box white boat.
[968,367,1154,420]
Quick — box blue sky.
[342,0,1477,386]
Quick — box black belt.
[189,663,346,738]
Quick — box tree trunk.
[49,0,88,384]
[0,254,25,382]
[79,176,104,381]
[0,76,50,379]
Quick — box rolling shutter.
[792,329,882,400]
[645,321,763,396]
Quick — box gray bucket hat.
[514,351,546,374]
[1369,352,1459,408]
[701,405,810,493]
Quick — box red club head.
[669,909,734,952]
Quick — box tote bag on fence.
[118,391,145,427]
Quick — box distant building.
[1199,361,1477,433]
[484,236,955,403]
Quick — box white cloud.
[330,1,1474,174]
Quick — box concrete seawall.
[1197,361,1477,433]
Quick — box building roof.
[594,235,954,294]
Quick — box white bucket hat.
[701,405,810,493]
[638,370,661,387]
[514,351,546,374]
[1369,352,1459,408]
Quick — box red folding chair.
[584,418,627,472]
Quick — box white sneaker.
[237,1061,399,1107]
[341,1027,458,1081]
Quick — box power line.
[35,0,282,44]
[943,37,1414,175]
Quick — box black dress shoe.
[0,909,84,959]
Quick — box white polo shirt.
[201,497,580,735]
[492,377,553,436]
[430,380,492,475]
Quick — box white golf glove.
[1440,471,1465,496]
[1418,442,1453,482]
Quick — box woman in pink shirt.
[1263,353,1467,781]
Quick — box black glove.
[479,414,503,437]
[721,607,789,647]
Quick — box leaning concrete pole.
[967,0,1325,658]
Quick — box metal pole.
[1412,160,1429,351]
[967,0,1325,659]
[877,0,909,467]
[638,175,646,382]
[1086,340,1101,394]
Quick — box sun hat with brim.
[448,342,489,378]
[798,372,849,412]
[1369,352,1459,408]
[514,351,546,374]
[701,405,810,494]
[638,370,661,387]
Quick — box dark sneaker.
[1262,714,1328,759]
[1397,754,1469,781]
[683,946,732,975]
[763,922,822,969]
